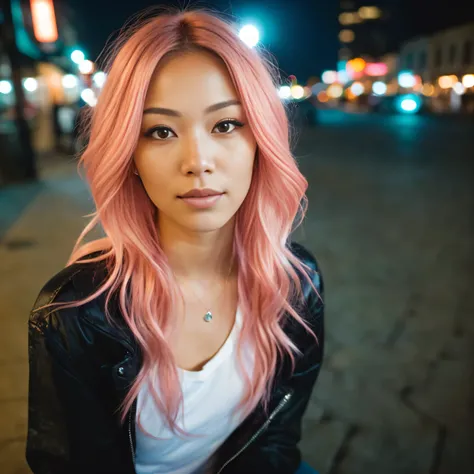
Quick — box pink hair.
[40,8,320,438]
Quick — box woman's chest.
[169,290,239,372]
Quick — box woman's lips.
[178,193,224,209]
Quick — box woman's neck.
[158,217,236,281]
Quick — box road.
[1,110,473,473]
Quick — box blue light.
[401,99,417,112]
[337,60,347,72]
[395,94,422,114]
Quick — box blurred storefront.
[1,0,95,184]
[399,22,474,113]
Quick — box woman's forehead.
[144,51,239,113]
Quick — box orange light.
[348,58,366,73]
[421,84,435,96]
[438,75,454,89]
[345,89,356,100]
[30,0,58,43]
[462,74,474,88]
[339,29,355,43]
[317,91,328,103]
[358,6,381,20]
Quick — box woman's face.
[134,50,257,234]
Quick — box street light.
[239,25,260,48]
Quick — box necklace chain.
[182,262,234,323]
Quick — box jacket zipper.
[128,404,136,464]
[215,390,293,474]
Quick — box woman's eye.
[213,120,244,134]
[146,127,176,140]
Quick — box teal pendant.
[203,311,213,322]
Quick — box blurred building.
[399,22,474,112]
[337,1,401,62]
[399,22,474,82]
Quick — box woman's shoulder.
[288,241,324,294]
[29,253,108,328]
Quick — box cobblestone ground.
[0,111,473,473]
[293,111,474,474]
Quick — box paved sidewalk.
[0,153,100,474]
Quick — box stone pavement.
[1,111,473,473]
[293,111,474,473]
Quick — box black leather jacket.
[26,242,324,474]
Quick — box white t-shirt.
[135,306,255,474]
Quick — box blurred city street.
[1,110,473,473]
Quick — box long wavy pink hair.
[40,8,319,437]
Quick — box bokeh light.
[0,80,13,94]
[395,94,422,114]
[321,70,338,84]
[81,88,97,107]
[461,74,474,88]
[365,63,388,76]
[278,85,292,100]
[398,71,416,88]
[438,75,455,89]
[337,70,350,84]
[338,12,362,25]
[317,91,329,103]
[339,29,355,43]
[350,81,364,96]
[239,25,260,48]
[92,71,107,88]
[372,81,387,95]
[71,50,85,64]
[327,84,343,98]
[290,85,305,100]
[62,74,78,89]
[311,82,325,95]
[453,82,466,95]
[23,78,38,92]
[358,6,381,19]
[79,60,94,74]
[348,58,366,73]
[401,99,417,112]
[421,84,435,96]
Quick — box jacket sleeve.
[222,253,324,474]
[26,284,132,474]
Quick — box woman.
[26,9,324,474]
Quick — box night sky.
[66,0,474,82]
[67,0,339,82]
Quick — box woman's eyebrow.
[143,99,241,117]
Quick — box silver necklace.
[184,263,233,322]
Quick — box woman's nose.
[180,134,215,175]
